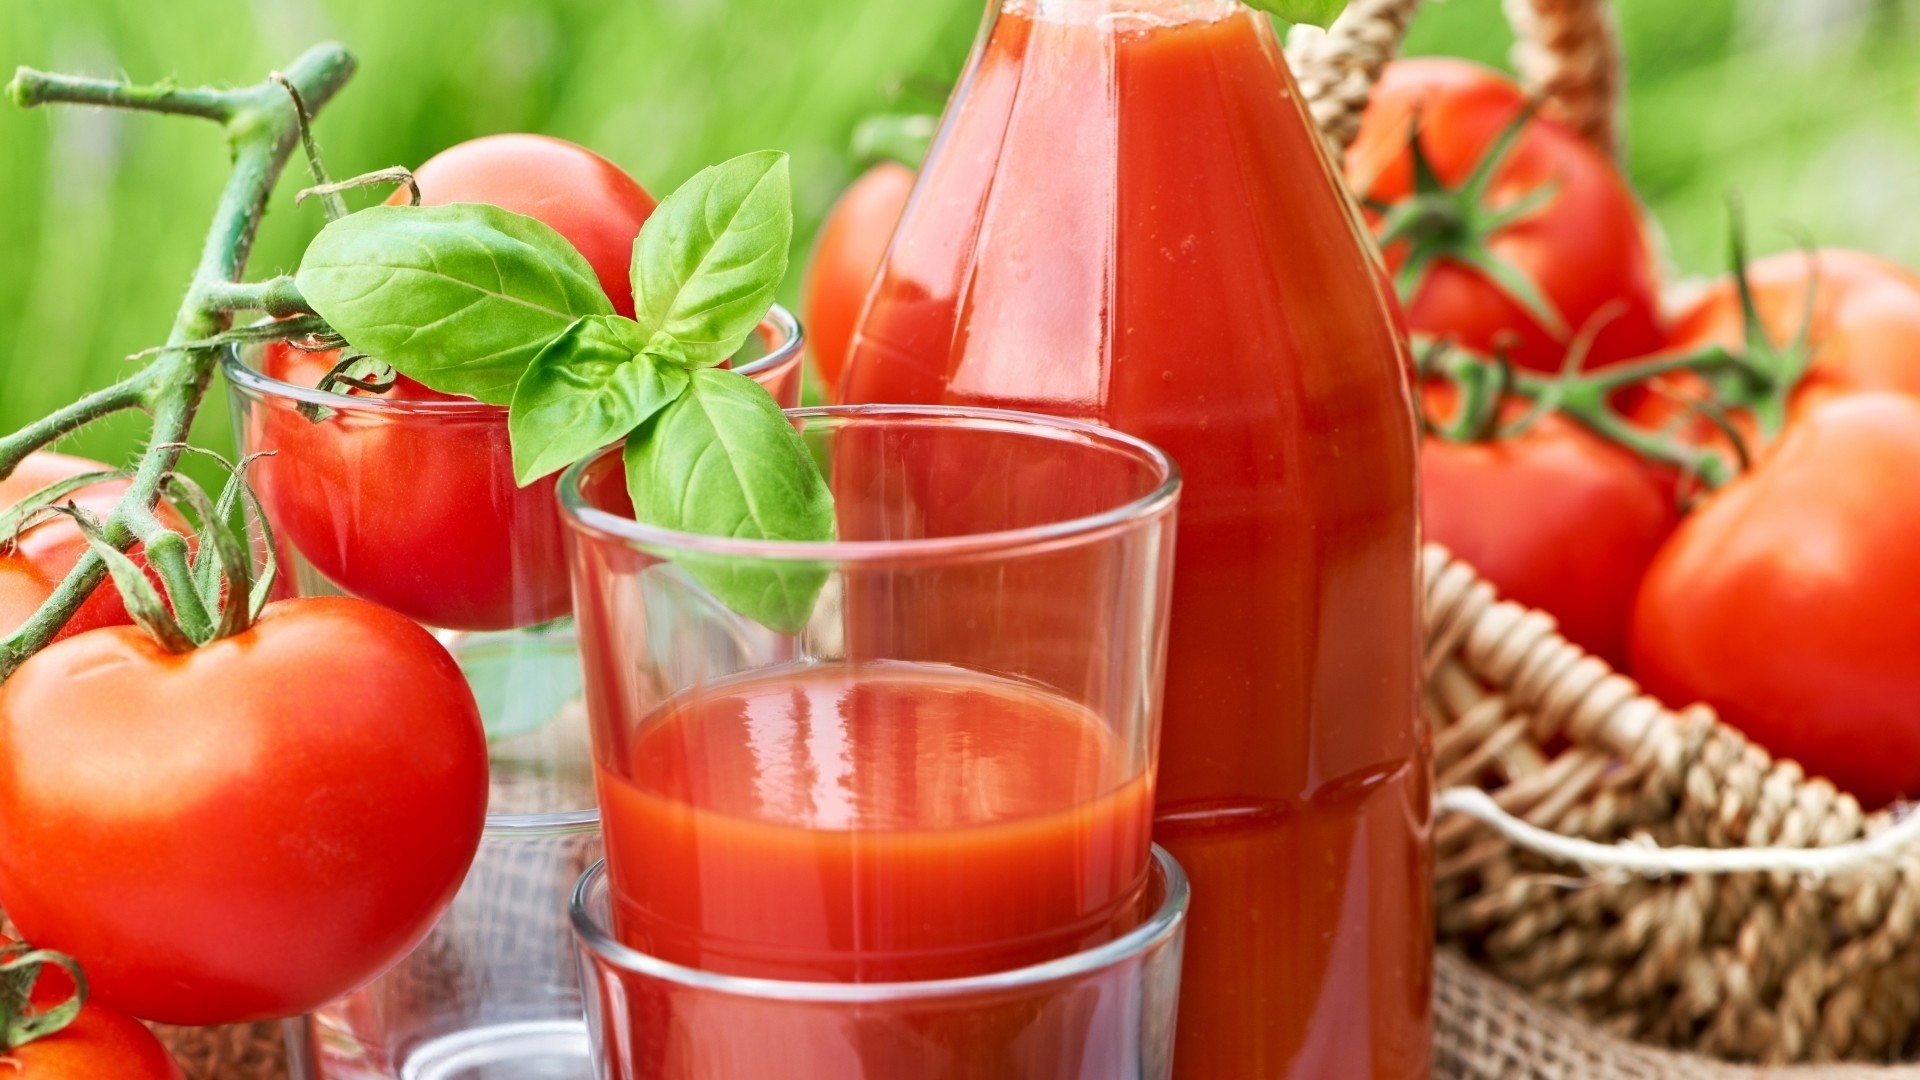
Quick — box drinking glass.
[235,312,803,1080]
[571,846,1190,1080]
[559,405,1180,996]
[287,803,601,1080]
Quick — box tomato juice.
[841,1,1431,1075]
[594,661,1155,983]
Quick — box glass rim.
[570,843,1188,1001]
[220,303,804,415]
[483,806,599,835]
[557,404,1182,564]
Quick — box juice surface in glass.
[840,1,1432,1075]
[594,661,1155,983]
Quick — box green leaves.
[599,153,829,633]
[296,204,612,405]
[299,150,833,633]
[1242,0,1348,27]
[631,150,793,367]
[509,316,689,484]
[624,368,833,635]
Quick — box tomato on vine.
[1632,246,1920,455]
[0,452,187,641]
[0,451,488,1025]
[0,595,487,1025]
[1420,379,1676,668]
[0,941,181,1079]
[1347,58,1666,372]
[1629,392,1920,809]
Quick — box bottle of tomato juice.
[838,1,1431,1077]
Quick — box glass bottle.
[839,1,1432,1076]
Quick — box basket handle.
[1504,0,1625,156]
[1287,0,1625,159]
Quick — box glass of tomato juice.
[571,846,1188,1080]
[223,310,803,1080]
[557,404,1184,1078]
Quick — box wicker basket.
[1292,2,1920,1069]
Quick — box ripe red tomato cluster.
[1335,58,1920,807]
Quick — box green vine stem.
[0,943,88,1049]
[0,45,353,679]
[1420,340,1758,490]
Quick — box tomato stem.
[298,166,422,209]
[198,276,313,318]
[146,531,215,642]
[851,113,936,170]
[1422,338,1747,489]
[272,72,349,223]
[0,375,157,478]
[0,45,357,680]
[0,944,88,1051]
[1376,102,1569,340]
[0,472,129,551]
[1712,205,1824,441]
[6,65,238,122]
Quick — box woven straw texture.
[1424,545,1920,1066]
[1287,0,1623,158]
[1502,0,1625,154]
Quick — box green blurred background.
[3,0,1919,469]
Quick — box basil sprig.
[296,150,834,634]
[296,203,612,405]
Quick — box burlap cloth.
[148,953,1920,1080]
[1438,951,1920,1079]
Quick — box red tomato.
[1675,249,1920,400]
[1637,249,1920,448]
[804,161,914,395]
[247,342,570,630]
[246,136,657,629]
[399,133,658,317]
[0,452,188,640]
[0,596,488,1024]
[0,943,183,1078]
[1421,386,1676,668]
[1347,59,1666,372]
[1629,393,1920,808]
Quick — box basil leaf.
[623,367,833,634]
[296,203,613,405]
[629,150,792,367]
[1242,0,1347,28]
[508,315,690,484]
